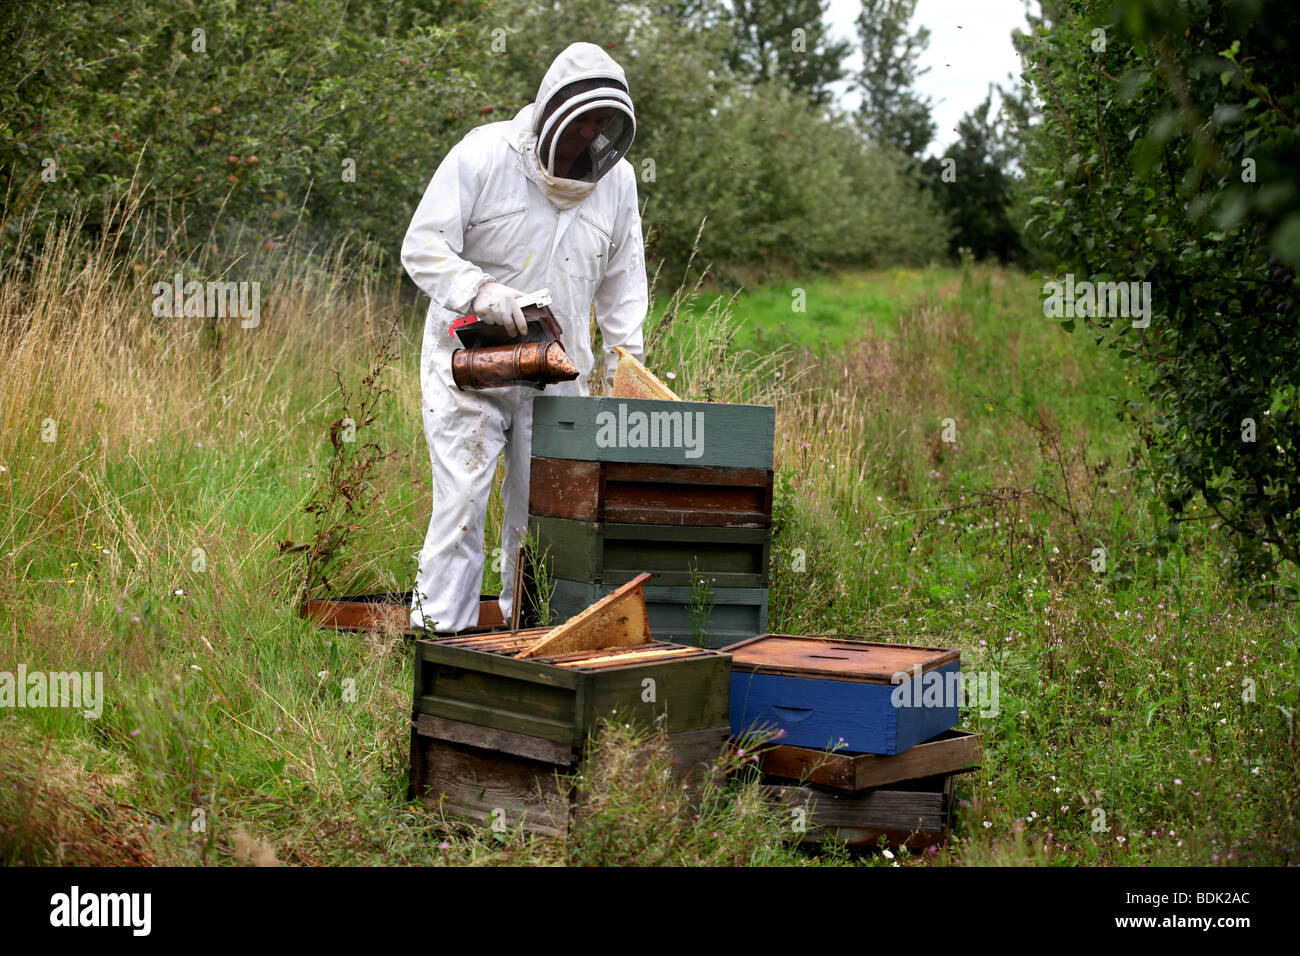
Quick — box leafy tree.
[725,0,853,107]
[1019,0,1300,586]
[923,90,1026,263]
[0,0,490,263]
[853,0,935,158]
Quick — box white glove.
[472,282,527,337]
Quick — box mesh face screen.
[538,82,635,182]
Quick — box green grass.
[647,265,960,356]
[2,229,1297,865]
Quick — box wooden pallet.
[530,457,774,528]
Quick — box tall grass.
[2,200,1297,865]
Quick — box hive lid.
[722,634,959,683]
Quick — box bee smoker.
[449,289,579,390]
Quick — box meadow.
[1,209,1296,865]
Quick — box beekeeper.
[401,42,648,632]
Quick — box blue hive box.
[724,635,961,755]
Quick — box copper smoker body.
[451,340,580,390]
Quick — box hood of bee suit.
[511,43,636,208]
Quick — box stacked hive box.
[527,395,776,648]
[408,628,732,834]
[726,634,981,849]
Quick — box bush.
[1017,0,1300,585]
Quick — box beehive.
[726,635,961,755]
[409,628,733,835]
[527,394,776,647]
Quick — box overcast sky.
[822,0,1034,156]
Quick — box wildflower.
[437,841,450,850]
[882,848,894,859]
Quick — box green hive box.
[413,632,733,750]
[544,578,769,649]
[530,396,775,469]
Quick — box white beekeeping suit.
[401,42,648,632]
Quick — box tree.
[725,0,853,107]
[924,89,1025,263]
[854,0,934,158]
[1019,0,1300,587]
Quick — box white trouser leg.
[411,391,507,633]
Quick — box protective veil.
[401,42,649,632]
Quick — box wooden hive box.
[409,717,730,837]
[530,395,775,470]
[410,627,732,835]
[725,635,961,755]
[413,630,732,750]
[299,591,504,635]
[545,578,768,650]
[527,515,769,589]
[530,458,774,528]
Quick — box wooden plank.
[530,395,775,469]
[417,639,580,689]
[528,640,682,664]
[724,635,959,683]
[664,725,731,780]
[757,729,982,791]
[417,695,577,745]
[556,647,705,668]
[517,573,653,658]
[759,785,946,837]
[413,713,577,766]
[410,735,572,837]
